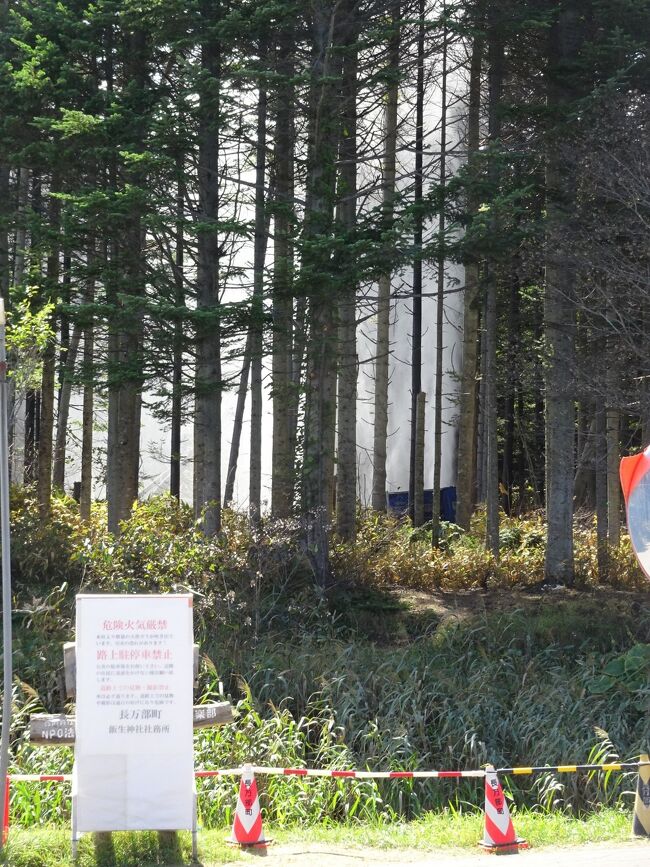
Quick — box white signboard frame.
[72,594,195,855]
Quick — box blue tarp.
[386,487,456,523]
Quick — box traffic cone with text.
[230,764,269,848]
[633,753,650,837]
[480,765,527,854]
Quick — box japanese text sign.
[74,594,194,832]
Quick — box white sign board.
[74,594,194,832]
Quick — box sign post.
[0,299,12,853]
[73,594,195,858]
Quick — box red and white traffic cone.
[479,765,527,854]
[229,764,269,848]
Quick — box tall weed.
[3,491,649,827]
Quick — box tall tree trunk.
[501,268,520,515]
[574,411,597,508]
[544,3,584,585]
[105,233,120,531]
[606,348,620,546]
[24,172,42,485]
[24,390,37,483]
[0,165,8,300]
[80,252,95,523]
[271,27,296,519]
[371,1,400,513]
[104,25,121,532]
[301,0,343,585]
[249,65,268,525]
[12,169,29,288]
[409,0,425,525]
[484,7,503,558]
[224,330,252,508]
[58,251,71,388]
[10,166,30,484]
[113,287,143,525]
[194,8,222,535]
[431,11,448,549]
[476,297,487,504]
[595,406,608,579]
[106,28,146,532]
[36,316,56,514]
[455,35,482,530]
[52,247,73,488]
[414,392,426,526]
[170,168,185,500]
[335,0,358,541]
[37,181,61,518]
[52,326,81,491]
[120,33,146,525]
[227,183,275,511]
[290,295,307,486]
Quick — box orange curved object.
[620,446,650,579]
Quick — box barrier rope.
[497,762,648,776]
[196,767,486,779]
[8,761,650,784]
[8,775,70,782]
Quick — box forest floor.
[393,585,649,622]
[339,582,650,647]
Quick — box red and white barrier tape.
[9,761,649,784]
[9,768,483,783]
[197,767,485,779]
[9,775,70,782]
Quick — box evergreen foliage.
[0,0,648,577]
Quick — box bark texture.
[544,3,584,584]
[301,0,343,584]
[194,9,222,535]
[455,36,482,530]
[271,25,296,519]
[249,73,267,524]
[371,1,400,513]
[335,0,358,541]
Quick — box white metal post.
[0,299,13,851]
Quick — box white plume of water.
[55,9,470,513]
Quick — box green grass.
[272,808,637,849]
[4,828,241,867]
[3,809,643,866]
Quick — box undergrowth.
[3,489,650,829]
[332,509,646,591]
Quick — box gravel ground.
[223,840,650,866]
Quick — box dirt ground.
[223,840,650,866]
[392,585,649,621]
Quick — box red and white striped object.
[197,766,485,780]
[230,764,267,848]
[10,766,484,783]
[8,774,70,782]
[480,765,527,853]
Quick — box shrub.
[332,509,647,592]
